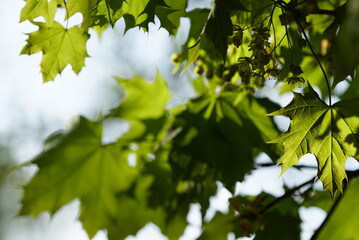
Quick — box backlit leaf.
[269,86,359,196]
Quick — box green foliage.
[17,0,359,239]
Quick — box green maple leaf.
[20,117,139,237]
[21,21,89,82]
[20,0,60,25]
[66,0,99,29]
[269,86,359,197]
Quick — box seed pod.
[170,53,181,63]
[194,65,204,75]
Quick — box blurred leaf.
[269,86,359,197]
[332,1,359,86]
[21,117,139,238]
[255,195,301,240]
[21,21,89,82]
[302,190,332,212]
[198,211,236,240]
[110,73,170,121]
[314,179,359,240]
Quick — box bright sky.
[0,1,334,240]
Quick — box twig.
[260,177,315,213]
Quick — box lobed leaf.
[21,21,89,82]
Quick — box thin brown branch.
[260,177,315,214]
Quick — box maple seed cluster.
[237,25,279,88]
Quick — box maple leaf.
[269,86,359,197]
[20,117,139,237]
[20,0,60,25]
[21,21,89,82]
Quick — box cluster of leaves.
[17,0,359,239]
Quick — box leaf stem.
[63,0,69,29]
[295,18,332,105]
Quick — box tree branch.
[260,177,315,214]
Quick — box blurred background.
[0,0,329,239]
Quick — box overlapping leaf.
[171,92,280,189]
[21,21,89,82]
[269,86,359,196]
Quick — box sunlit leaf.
[269,86,359,196]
